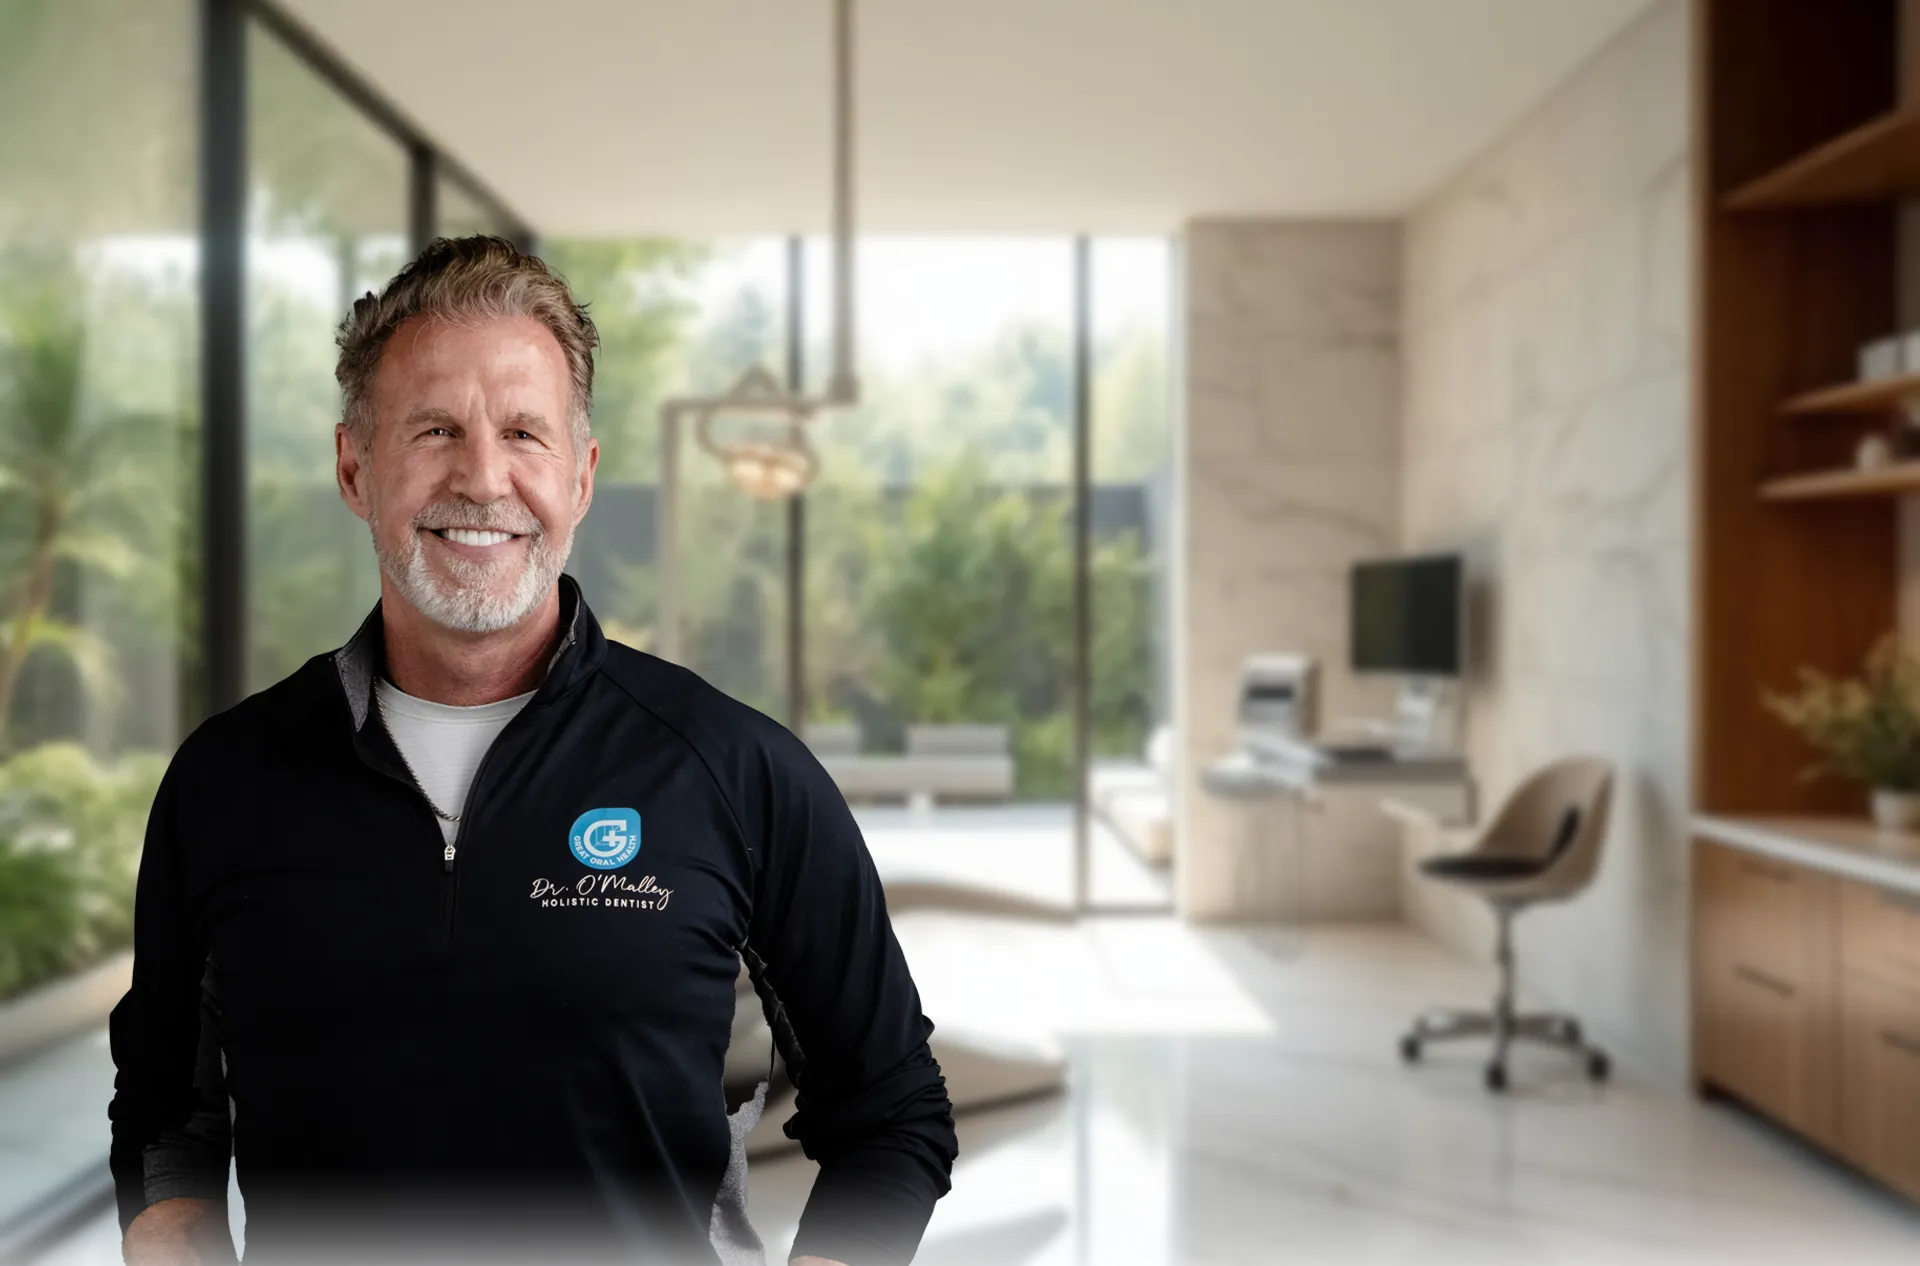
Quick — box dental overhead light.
[696,366,819,501]
[690,0,858,500]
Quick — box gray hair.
[334,235,598,453]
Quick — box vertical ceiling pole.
[200,0,248,715]
[825,0,858,404]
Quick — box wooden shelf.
[1725,107,1920,209]
[1782,371,1920,416]
[1760,462,1920,502]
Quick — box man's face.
[336,314,598,634]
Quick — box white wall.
[1397,0,1693,1083]
[1176,220,1403,921]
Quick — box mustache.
[411,497,543,536]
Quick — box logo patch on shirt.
[568,807,641,870]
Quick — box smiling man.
[108,236,956,1266]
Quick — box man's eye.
[511,430,535,441]
[427,426,454,437]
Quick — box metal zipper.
[439,728,515,943]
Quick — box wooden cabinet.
[1693,841,1838,1147]
[1838,972,1920,1201]
[1694,837,1920,1202]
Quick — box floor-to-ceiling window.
[798,237,1081,898]
[537,234,1176,908]
[0,2,532,1241]
[803,238,1074,776]
[243,17,409,691]
[0,0,200,1223]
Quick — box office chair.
[1398,756,1615,1092]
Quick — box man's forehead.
[383,312,566,368]
[373,316,569,400]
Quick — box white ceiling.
[278,0,1656,237]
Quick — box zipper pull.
[443,842,457,873]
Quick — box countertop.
[1692,815,1920,895]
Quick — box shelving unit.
[1725,105,1920,209]
[1780,370,1920,417]
[1696,0,1920,1211]
[1759,462,1920,503]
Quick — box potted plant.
[1764,636,1920,830]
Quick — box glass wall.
[0,0,199,1005]
[243,19,410,692]
[802,238,1077,793]
[547,237,791,717]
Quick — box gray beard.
[368,496,574,634]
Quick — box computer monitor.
[1350,553,1463,677]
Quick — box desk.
[1201,742,1474,921]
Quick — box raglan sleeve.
[742,727,958,1265]
[107,752,234,1233]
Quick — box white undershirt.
[375,679,537,845]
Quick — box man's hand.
[122,1197,234,1266]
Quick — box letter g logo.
[568,808,642,870]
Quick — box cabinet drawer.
[1702,843,1828,987]
[1694,840,1840,1146]
[1708,955,1825,1134]
[1838,973,1920,1201]
[1839,880,1920,990]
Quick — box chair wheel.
[1587,1052,1610,1082]
[1399,1035,1421,1064]
[1484,1062,1508,1093]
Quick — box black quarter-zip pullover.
[107,577,957,1264]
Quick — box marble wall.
[1398,0,1693,1083]
[1176,220,1403,921]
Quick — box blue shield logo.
[569,807,641,870]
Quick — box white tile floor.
[35,920,1920,1265]
[857,803,1174,909]
[743,917,1920,1266]
[0,1027,115,1231]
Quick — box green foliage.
[0,249,175,744]
[824,451,1157,794]
[0,741,163,1001]
[1765,636,1920,790]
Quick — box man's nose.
[449,430,514,503]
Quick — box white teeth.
[439,528,515,547]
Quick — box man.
[109,236,956,1266]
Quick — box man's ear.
[572,436,600,525]
[337,423,372,522]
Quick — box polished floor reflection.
[746,919,1920,1266]
[35,922,1920,1264]
[858,804,1174,911]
